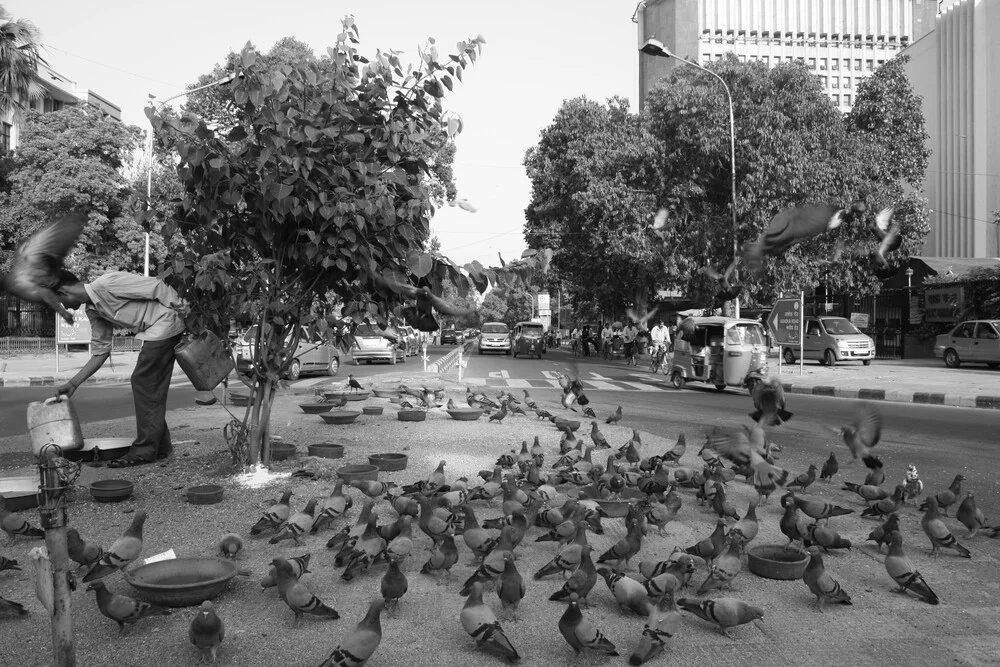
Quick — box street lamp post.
[639,38,739,318]
[143,73,237,276]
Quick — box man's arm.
[56,352,110,398]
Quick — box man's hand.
[56,382,77,399]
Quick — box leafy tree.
[148,19,548,465]
[0,107,148,276]
[0,6,44,122]
[480,281,532,328]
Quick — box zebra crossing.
[480,370,671,392]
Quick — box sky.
[11,0,643,268]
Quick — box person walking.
[600,322,613,359]
[622,320,638,366]
[55,271,187,467]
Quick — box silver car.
[236,325,340,380]
[351,324,406,365]
[934,320,1000,369]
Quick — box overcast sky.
[14,0,642,268]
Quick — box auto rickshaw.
[512,321,546,359]
[669,316,769,392]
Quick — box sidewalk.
[3,348,1000,409]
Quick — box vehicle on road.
[236,325,340,381]
[398,325,420,355]
[350,324,406,365]
[440,328,461,345]
[478,322,512,355]
[670,316,768,392]
[934,319,1000,369]
[512,321,545,359]
[781,316,876,366]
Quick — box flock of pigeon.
[2,367,997,665]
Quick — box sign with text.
[850,312,870,329]
[536,293,550,311]
[767,298,802,345]
[55,307,91,344]
[924,285,964,322]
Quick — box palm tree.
[0,6,45,123]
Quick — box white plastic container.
[26,396,84,456]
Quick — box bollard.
[38,444,77,667]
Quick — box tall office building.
[637,0,941,111]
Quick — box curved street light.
[143,73,237,276]
[639,38,740,318]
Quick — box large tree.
[0,6,44,123]
[148,19,548,465]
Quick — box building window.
[866,59,874,71]
[808,57,816,69]
[751,55,758,63]
[1,122,10,153]
[820,76,828,87]
[820,58,827,70]
[833,94,840,105]
[786,56,793,63]
[845,94,852,106]
[843,58,850,70]
[832,77,840,88]
[854,59,862,71]
[831,61,839,71]
[877,59,885,67]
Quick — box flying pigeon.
[744,201,867,264]
[871,207,901,269]
[375,275,476,332]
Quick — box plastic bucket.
[26,396,84,456]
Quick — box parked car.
[236,325,340,380]
[934,320,1000,369]
[440,328,460,345]
[351,324,406,365]
[398,325,420,355]
[780,316,876,366]
[478,322,512,355]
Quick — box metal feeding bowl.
[747,544,810,580]
[126,557,237,607]
[89,479,134,503]
[447,408,484,422]
[64,438,132,463]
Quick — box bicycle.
[649,344,669,374]
[571,338,580,358]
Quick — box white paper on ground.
[143,549,176,565]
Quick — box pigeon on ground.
[639,551,697,592]
[919,474,966,517]
[786,493,853,524]
[730,501,759,546]
[779,496,812,549]
[0,211,87,324]
[420,534,459,580]
[83,510,147,582]
[956,492,986,538]
[462,526,514,594]
[250,491,293,535]
[862,485,906,519]
[842,482,890,504]
[606,406,623,425]
[0,595,28,616]
[87,580,170,634]
[686,519,728,568]
[659,434,686,465]
[903,464,923,502]
[582,407,597,418]
[0,555,20,572]
[189,601,224,663]
[597,517,643,571]
[832,402,882,468]
[921,497,971,558]
[341,515,387,581]
[804,522,852,551]
[270,499,318,545]
[597,567,649,616]
[218,533,243,560]
[272,557,340,625]
[66,528,103,569]
[749,377,792,426]
[864,457,886,486]
[260,553,311,590]
[549,545,597,605]
[497,553,526,619]
[884,531,938,604]
[312,481,353,533]
[803,547,851,611]
[629,593,682,665]
[460,582,521,663]
[558,594,619,656]
[819,452,839,482]
[787,465,818,491]
[589,422,610,449]
[867,513,900,554]
[317,598,384,667]
[677,596,764,637]
[380,559,408,610]
[0,495,45,541]
[697,537,742,595]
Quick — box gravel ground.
[1,374,999,666]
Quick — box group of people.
[568,316,680,366]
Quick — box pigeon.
[884,531,938,604]
[260,553,311,589]
[87,580,170,634]
[803,547,852,611]
[787,493,853,524]
[629,593,682,665]
[606,405,623,425]
[582,407,597,418]
[864,457,886,486]
[804,522,852,551]
[189,601,224,663]
[549,545,597,604]
[867,513,900,554]
[341,514,387,581]
[250,491,293,535]
[649,208,669,240]
[701,264,743,303]
[462,526,514,594]
[696,536,742,594]
[534,523,588,579]
[317,598,384,667]
[0,555,20,572]
[380,559,408,609]
[0,595,28,616]
[711,482,740,521]
[870,207,901,269]
[921,497,971,558]
[312,481,353,533]
[0,495,45,541]
[497,553,526,619]
[659,433,686,465]
[730,500,759,546]
[83,510,147,582]
[218,533,243,560]
[0,211,87,324]
[489,402,509,423]
[639,551,698,592]
[686,518,728,567]
[833,402,882,468]
[597,517,643,571]
[420,534,459,580]
[66,528,103,569]
[348,374,364,393]
[843,482,890,504]
[708,424,789,490]
[787,465,818,491]
[819,452,839,482]
[597,567,649,616]
[903,465,924,502]
[749,377,792,426]
[589,422,610,449]
[271,557,340,625]
[626,308,660,331]
[744,202,866,263]
[862,485,905,519]
[677,596,764,637]
[460,582,521,663]
[956,492,986,538]
[558,594,619,656]
[269,499,318,545]
[374,275,476,332]
[919,474,966,517]
[349,481,395,499]
[560,392,578,412]
[779,496,812,549]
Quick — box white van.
[781,316,876,366]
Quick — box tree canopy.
[0,6,44,122]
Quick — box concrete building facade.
[903,0,1000,258]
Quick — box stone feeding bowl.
[337,464,379,483]
[388,396,403,405]
[89,479,134,503]
[553,419,582,432]
[372,388,400,399]
[362,406,384,416]
[368,453,408,471]
[447,408,484,422]
[320,411,361,425]
[307,443,345,459]
[344,391,370,402]
[299,402,334,415]
[397,410,427,422]
[269,442,297,461]
[747,544,810,580]
[186,484,224,505]
[126,557,237,607]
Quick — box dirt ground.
[1,376,998,666]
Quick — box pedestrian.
[582,324,592,357]
[622,320,638,366]
[55,271,187,467]
[600,322,612,358]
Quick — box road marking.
[541,371,562,380]
[488,370,510,379]
[503,378,532,388]
[588,372,614,380]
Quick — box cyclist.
[622,320,638,366]
[649,319,671,372]
[600,322,613,358]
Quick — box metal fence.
[0,335,143,356]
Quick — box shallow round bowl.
[747,544,810,580]
[372,389,400,399]
[337,464,379,483]
[362,406,384,416]
[553,419,581,432]
[89,479,134,503]
[368,453,408,471]
[596,499,632,518]
[447,408,484,422]
[65,437,133,462]
[320,411,361,425]
[299,403,334,415]
[388,396,402,404]
[187,484,224,505]
[269,442,297,461]
[0,476,40,511]
[307,443,345,459]
[397,410,427,422]
[126,557,237,607]
[344,391,370,402]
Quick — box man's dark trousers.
[129,334,183,461]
